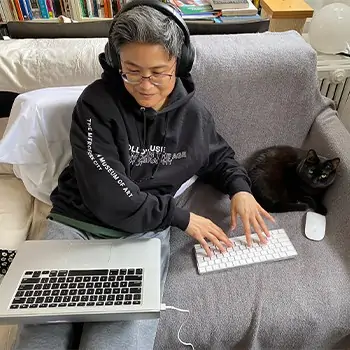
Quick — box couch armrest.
[303,109,350,236]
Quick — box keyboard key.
[104,288,112,294]
[68,303,76,307]
[96,289,103,295]
[112,282,119,288]
[19,284,33,291]
[10,305,19,309]
[69,290,77,296]
[69,270,108,276]
[77,302,86,307]
[109,270,119,276]
[120,269,127,275]
[125,275,142,281]
[49,304,57,308]
[29,304,38,308]
[127,269,135,275]
[63,296,71,303]
[98,295,106,301]
[108,276,116,282]
[87,302,95,306]
[16,291,25,297]
[125,295,132,301]
[106,301,113,306]
[20,305,29,309]
[133,301,141,305]
[135,269,143,275]
[124,301,132,305]
[25,271,33,276]
[96,302,104,306]
[130,288,141,294]
[121,282,128,288]
[100,276,107,282]
[58,278,66,283]
[33,272,41,278]
[69,283,77,289]
[74,277,83,283]
[117,276,124,281]
[58,271,68,277]
[66,277,74,283]
[86,283,94,288]
[103,282,111,288]
[107,295,115,301]
[12,298,26,304]
[21,278,40,284]
[49,278,58,283]
[25,291,34,297]
[58,303,67,307]
[114,301,123,305]
[81,296,89,302]
[89,296,98,302]
[134,294,141,300]
[39,304,48,308]
[78,289,86,295]
[49,271,58,277]
[128,281,142,287]
[41,278,49,284]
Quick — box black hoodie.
[50,53,251,235]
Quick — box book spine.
[29,0,41,18]
[13,0,24,20]
[9,0,20,20]
[37,0,49,17]
[52,0,63,15]
[85,0,93,17]
[0,4,7,22]
[2,1,14,21]
[62,0,72,17]
[46,0,54,17]
[18,0,30,20]
[79,0,87,16]
[92,0,98,16]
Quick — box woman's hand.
[231,191,275,246]
[185,212,233,257]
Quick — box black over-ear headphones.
[104,0,195,77]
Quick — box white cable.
[161,303,195,349]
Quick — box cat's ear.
[330,158,340,170]
[306,149,319,164]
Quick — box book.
[221,0,257,16]
[170,0,213,15]
[215,13,261,22]
[209,0,249,11]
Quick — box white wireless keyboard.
[194,229,297,275]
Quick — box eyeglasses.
[119,62,176,86]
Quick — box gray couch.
[0,31,349,349]
[155,32,350,349]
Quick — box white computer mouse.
[305,211,326,241]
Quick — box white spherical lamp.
[309,3,350,55]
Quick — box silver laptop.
[0,238,161,324]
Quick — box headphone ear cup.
[104,42,121,69]
[176,43,195,77]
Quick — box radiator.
[317,54,350,131]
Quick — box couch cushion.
[190,31,331,162]
[155,182,350,348]
[0,176,33,250]
[0,38,106,93]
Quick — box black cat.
[245,146,340,215]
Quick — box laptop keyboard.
[9,269,143,310]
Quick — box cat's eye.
[321,174,327,179]
[308,169,314,174]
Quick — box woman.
[15,1,274,349]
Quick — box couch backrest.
[190,31,329,162]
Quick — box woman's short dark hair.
[109,5,184,59]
